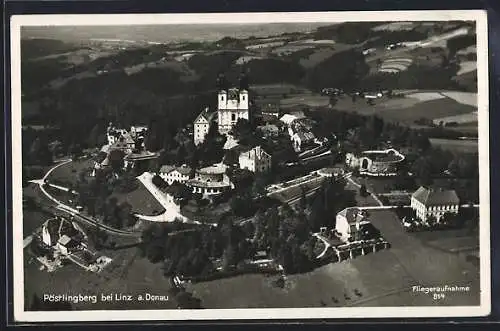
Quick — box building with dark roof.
[41,217,86,248]
[410,186,460,222]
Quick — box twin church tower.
[194,72,251,145]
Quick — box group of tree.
[139,218,252,277]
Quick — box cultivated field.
[429,138,478,153]
[334,93,477,128]
[280,94,330,108]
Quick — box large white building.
[159,165,192,185]
[410,186,460,222]
[238,146,272,173]
[193,108,215,146]
[217,88,249,135]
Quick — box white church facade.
[217,88,249,135]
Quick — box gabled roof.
[159,165,176,174]
[194,110,215,124]
[337,207,365,225]
[412,186,460,206]
[239,145,271,160]
[280,114,299,125]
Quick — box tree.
[299,186,308,211]
[221,243,237,271]
[29,137,53,166]
[359,184,368,198]
[108,149,125,173]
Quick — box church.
[217,72,250,134]
[193,73,250,144]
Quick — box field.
[47,159,93,185]
[280,94,330,108]
[187,211,479,308]
[429,138,478,153]
[334,93,477,129]
[111,183,165,216]
[47,159,164,215]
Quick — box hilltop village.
[22,21,480,309]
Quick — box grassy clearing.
[47,159,94,185]
[111,183,165,216]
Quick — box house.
[260,103,280,118]
[106,123,128,146]
[56,234,79,255]
[292,131,315,152]
[91,147,111,177]
[159,165,192,185]
[335,207,370,242]
[130,125,148,138]
[217,87,250,135]
[193,107,215,146]
[411,186,460,222]
[238,146,272,173]
[279,114,301,127]
[41,217,85,247]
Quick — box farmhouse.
[410,186,460,222]
[159,165,192,185]
[238,146,272,173]
[41,216,86,248]
[335,207,370,242]
[193,107,215,146]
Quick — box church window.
[232,113,236,121]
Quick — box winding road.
[28,159,141,238]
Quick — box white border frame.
[10,10,490,322]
